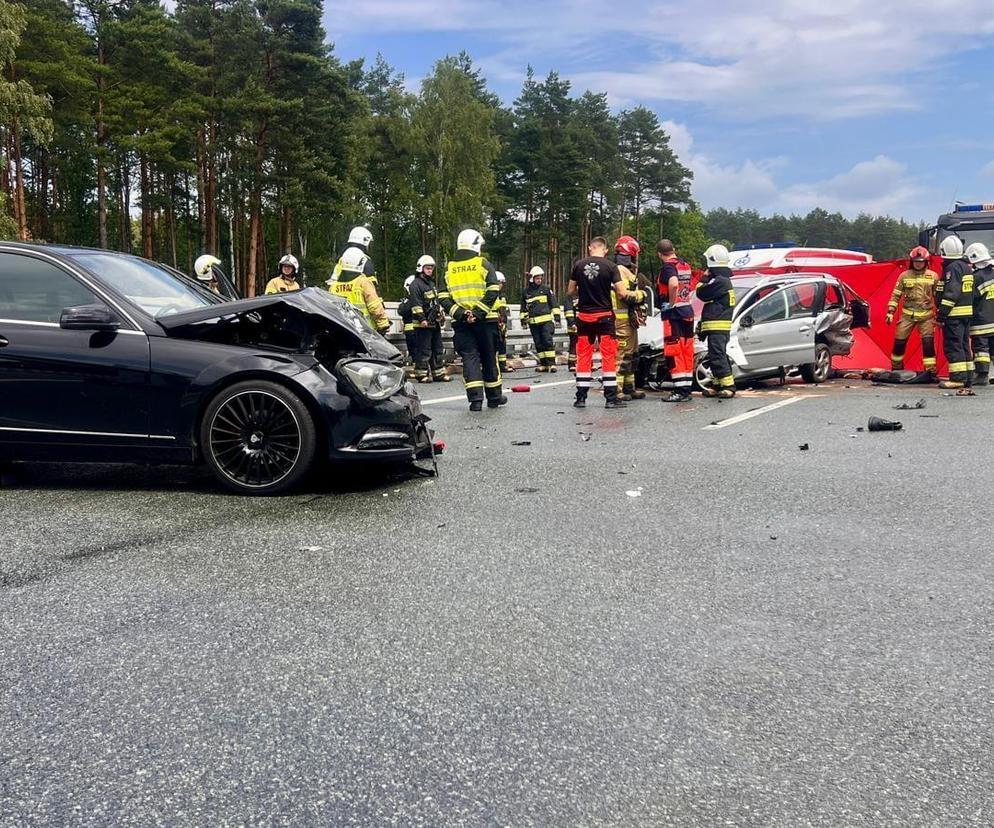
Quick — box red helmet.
[909,245,929,262]
[615,235,640,258]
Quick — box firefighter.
[264,254,302,294]
[936,235,974,393]
[885,246,937,374]
[567,236,638,409]
[657,239,696,402]
[439,229,506,411]
[967,242,994,385]
[563,292,578,372]
[520,266,561,372]
[409,255,450,383]
[613,236,648,400]
[494,271,514,374]
[399,275,418,367]
[696,244,736,398]
[326,247,390,334]
[331,226,379,292]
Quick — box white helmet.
[457,228,484,252]
[348,226,373,247]
[416,254,436,273]
[704,244,730,267]
[966,242,992,268]
[194,254,221,280]
[939,235,965,259]
[339,246,368,274]
[495,270,506,283]
[279,254,299,274]
[529,265,545,278]
[403,275,416,293]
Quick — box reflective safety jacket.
[264,276,301,294]
[971,264,994,335]
[494,294,509,325]
[696,267,735,333]
[888,268,937,319]
[659,257,695,319]
[440,251,500,323]
[332,246,379,292]
[329,272,389,332]
[521,282,560,326]
[937,259,973,321]
[409,274,442,327]
[611,264,645,324]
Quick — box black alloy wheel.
[201,380,317,495]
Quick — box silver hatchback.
[638,273,871,389]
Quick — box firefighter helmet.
[416,255,435,273]
[495,271,506,283]
[348,226,373,247]
[965,242,992,268]
[338,247,368,274]
[403,275,415,293]
[939,235,965,259]
[909,245,929,263]
[457,229,484,252]
[194,254,221,281]
[615,235,640,258]
[278,254,299,274]
[704,244,730,268]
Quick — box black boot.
[662,391,691,403]
[487,395,508,408]
[469,400,483,412]
[573,392,587,408]
[604,391,626,409]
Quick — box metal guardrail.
[381,301,569,358]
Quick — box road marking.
[701,395,808,429]
[421,379,576,406]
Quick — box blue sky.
[325,0,994,222]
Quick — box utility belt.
[576,310,615,337]
[901,307,933,320]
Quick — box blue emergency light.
[954,203,994,212]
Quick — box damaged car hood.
[156,287,400,361]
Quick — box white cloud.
[662,120,936,219]
[333,0,994,121]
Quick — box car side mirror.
[60,304,120,332]
[740,315,754,329]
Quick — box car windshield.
[949,226,994,252]
[66,252,220,318]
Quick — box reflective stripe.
[901,308,933,319]
[923,358,936,368]
[970,323,994,335]
[975,353,991,363]
[941,299,955,307]
[484,379,502,388]
[464,380,484,389]
[529,314,554,325]
[948,306,973,317]
[948,361,971,372]
[716,374,736,387]
[404,323,416,332]
[701,320,732,332]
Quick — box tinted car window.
[0,252,98,323]
[67,252,217,318]
[747,291,788,324]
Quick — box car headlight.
[336,358,406,402]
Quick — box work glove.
[885,312,894,325]
[568,325,577,334]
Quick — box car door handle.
[798,325,812,333]
[0,335,8,347]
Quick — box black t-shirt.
[571,256,621,313]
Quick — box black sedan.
[0,243,433,495]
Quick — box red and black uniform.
[659,256,695,393]
[696,267,736,392]
[570,255,623,404]
[937,258,974,387]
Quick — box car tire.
[693,354,713,391]
[801,343,831,384]
[200,380,317,495]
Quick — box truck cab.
[920,203,994,253]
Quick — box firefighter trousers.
[497,324,508,371]
[706,331,735,389]
[971,331,994,379]
[892,314,936,371]
[942,318,973,385]
[453,321,502,402]
[615,318,638,392]
[529,321,556,367]
[414,326,446,380]
[568,332,577,369]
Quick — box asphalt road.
[3,373,994,826]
